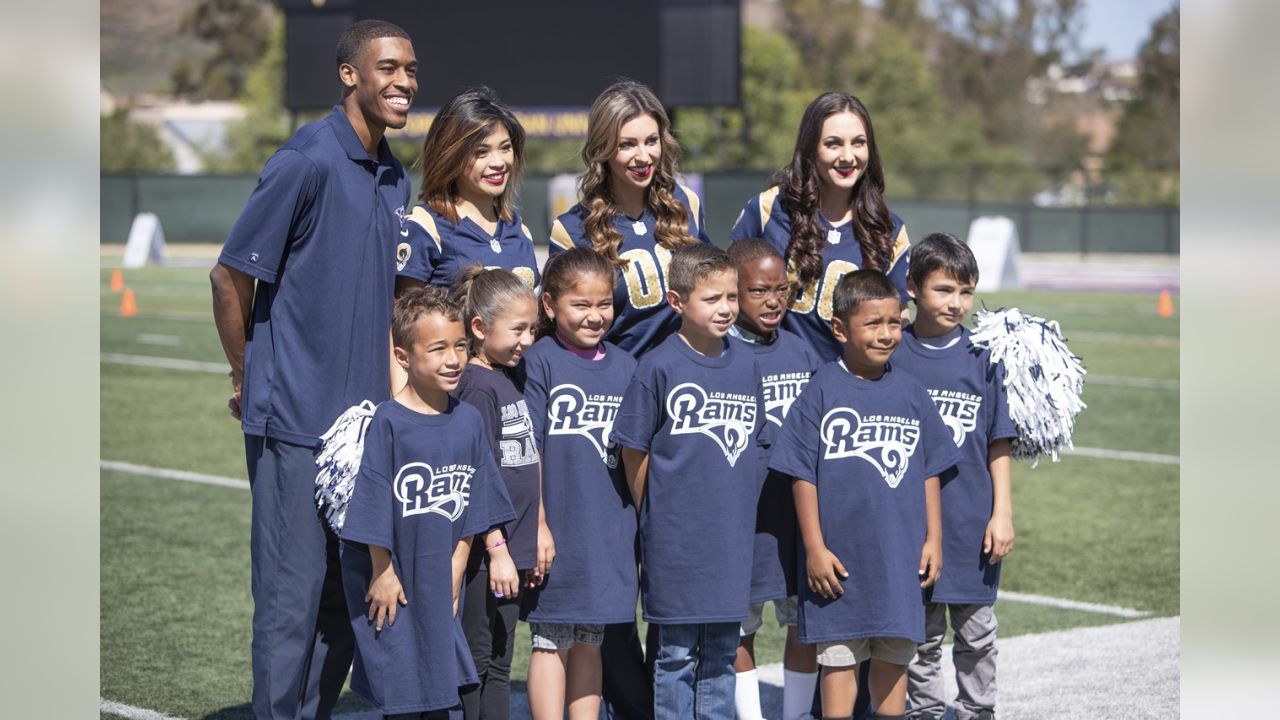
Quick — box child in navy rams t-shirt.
[769,270,960,720]
[449,267,546,720]
[725,240,824,720]
[340,286,516,719]
[520,248,641,720]
[613,244,764,720]
[891,234,1018,720]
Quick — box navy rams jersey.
[399,204,540,289]
[547,184,711,357]
[729,186,911,360]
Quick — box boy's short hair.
[393,285,463,349]
[726,238,783,271]
[667,243,735,297]
[907,232,979,289]
[831,269,900,322]
[336,20,411,67]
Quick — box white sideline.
[101,460,249,490]
[1065,446,1179,465]
[1087,374,1178,390]
[102,352,228,374]
[996,590,1150,618]
[100,698,184,720]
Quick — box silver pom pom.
[314,400,378,533]
[969,308,1086,467]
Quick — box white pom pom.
[314,400,378,533]
[969,308,1087,467]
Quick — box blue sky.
[1082,0,1178,60]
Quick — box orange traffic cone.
[1156,289,1174,318]
[120,287,138,318]
[109,268,124,293]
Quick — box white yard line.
[100,698,185,720]
[101,460,248,490]
[1066,446,1179,465]
[996,590,1150,618]
[138,333,182,346]
[1087,374,1178,390]
[101,353,228,374]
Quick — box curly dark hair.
[773,92,893,287]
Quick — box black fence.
[101,172,1178,255]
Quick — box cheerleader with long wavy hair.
[547,79,711,358]
[729,91,911,362]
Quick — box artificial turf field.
[99,259,1179,719]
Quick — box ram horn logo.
[820,407,919,488]
[396,242,412,272]
[393,462,473,521]
[666,383,756,467]
[547,384,619,465]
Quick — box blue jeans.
[653,623,739,719]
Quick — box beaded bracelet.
[485,538,507,552]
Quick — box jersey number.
[790,260,860,320]
[619,246,673,309]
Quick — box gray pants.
[907,603,997,720]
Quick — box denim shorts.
[530,622,606,651]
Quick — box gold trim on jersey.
[679,184,702,233]
[892,225,911,264]
[758,186,781,229]
[407,206,443,253]
[520,223,534,242]
[549,219,575,250]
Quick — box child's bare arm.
[483,528,520,599]
[453,536,473,617]
[622,447,649,509]
[919,475,943,588]
[985,439,1015,563]
[794,479,846,598]
[365,545,407,631]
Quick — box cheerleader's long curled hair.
[578,80,698,268]
[774,92,893,287]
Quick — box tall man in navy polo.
[210,20,418,720]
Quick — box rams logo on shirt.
[394,462,473,521]
[667,383,758,467]
[547,384,623,467]
[928,389,982,447]
[820,408,920,488]
[396,242,412,272]
[499,400,539,468]
[761,372,812,426]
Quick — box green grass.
[100,264,1179,718]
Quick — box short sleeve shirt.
[339,400,515,714]
[519,337,640,624]
[452,364,541,569]
[612,334,763,623]
[769,363,961,643]
[547,184,711,357]
[728,186,911,361]
[218,107,411,446]
[732,329,823,602]
[399,204,540,289]
[889,326,1019,604]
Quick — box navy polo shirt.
[218,107,411,447]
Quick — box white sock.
[782,668,819,720]
[735,669,765,720]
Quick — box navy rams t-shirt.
[520,337,640,624]
[769,362,961,643]
[890,326,1018,604]
[731,328,823,603]
[728,186,911,361]
[399,204,540,289]
[219,106,410,446]
[548,184,711,357]
[340,399,516,715]
[612,334,764,624]
[453,364,541,570]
